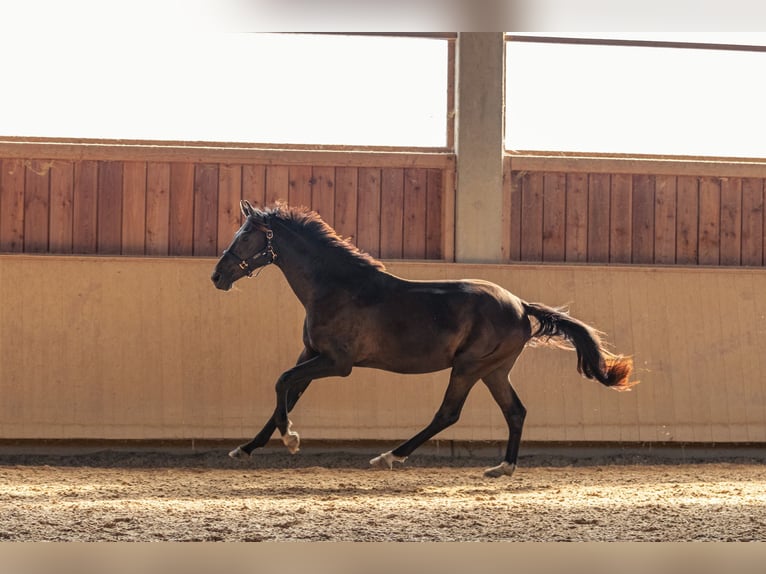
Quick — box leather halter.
[222,227,277,277]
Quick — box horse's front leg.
[272,353,351,453]
[230,347,317,459]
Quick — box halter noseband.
[223,227,277,277]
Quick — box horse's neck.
[274,238,375,308]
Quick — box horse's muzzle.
[211,271,232,291]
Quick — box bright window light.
[0,34,448,148]
[505,35,766,158]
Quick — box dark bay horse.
[211,201,637,478]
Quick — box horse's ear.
[240,200,255,218]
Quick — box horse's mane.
[257,204,386,272]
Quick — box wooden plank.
[587,173,610,263]
[441,164,455,262]
[242,164,266,209]
[380,168,404,258]
[609,174,632,263]
[720,177,742,266]
[403,168,427,259]
[631,174,655,264]
[504,167,522,262]
[519,172,543,262]
[565,172,588,262]
[507,152,766,179]
[49,160,74,254]
[310,166,335,226]
[0,159,25,252]
[676,176,699,264]
[96,161,123,255]
[653,175,677,264]
[120,161,146,256]
[741,177,764,266]
[425,169,443,259]
[23,160,51,253]
[73,160,98,254]
[193,164,219,256]
[168,163,194,256]
[288,165,312,210]
[357,167,382,257]
[145,162,171,256]
[0,141,455,170]
[542,172,566,262]
[698,176,721,265]
[217,164,243,253]
[334,167,358,243]
[265,165,289,205]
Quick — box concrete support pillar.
[454,32,505,263]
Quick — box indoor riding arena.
[2,33,766,545]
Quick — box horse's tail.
[522,301,637,391]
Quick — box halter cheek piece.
[223,227,277,277]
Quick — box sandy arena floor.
[1,447,765,542]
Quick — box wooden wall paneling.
[265,165,289,205]
[520,172,543,261]
[193,164,219,256]
[653,175,677,264]
[310,166,335,226]
[121,161,147,256]
[168,163,194,256]
[217,164,243,253]
[334,167,358,243]
[698,176,721,265]
[587,173,610,263]
[403,168,427,259]
[741,177,765,266]
[356,167,382,257]
[49,161,74,254]
[288,165,312,210]
[380,168,404,258]
[631,174,655,264]
[23,160,51,253]
[720,177,743,266]
[565,172,588,262]
[676,176,699,264]
[502,161,520,262]
[145,162,171,256]
[425,169,443,259]
[73,160,98,254]
[609,173,632,263]
[542,172,566,261]
[0,159,25,252]
[241,164,266,209]
[96,161,124,255]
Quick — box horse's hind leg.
[370,368,479,469]
[481,363,526,478]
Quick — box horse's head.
[211,200,277,291]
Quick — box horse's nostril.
[211,272,221,284]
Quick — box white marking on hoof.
[281,420,300,454]
[369,450,407,470]
[229,446,250,459]
[483,461,516,478]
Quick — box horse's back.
[345,274,530,373]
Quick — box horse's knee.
[435,409,461,427]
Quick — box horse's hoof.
[281,431,300,454]
[484,461,516,478]
[369,450,407,470]
[229,446,250,459]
